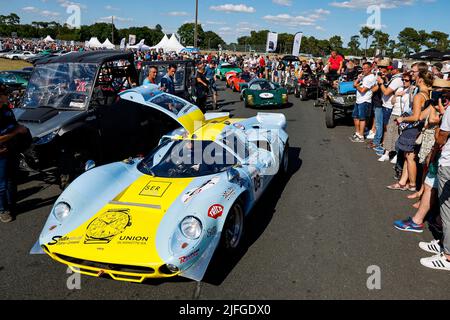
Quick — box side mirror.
[85,160,96,171]
[227,167,240,182]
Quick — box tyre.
[280,140,289,176]
[325,103,335,128]
[220,200,245,252]
[300,88,308,101]
[294,86,300,98]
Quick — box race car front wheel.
[281,140,290,175]
[220,200,245,252]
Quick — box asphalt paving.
[1,84,449,300]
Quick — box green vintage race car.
[216,62,242,80]
[241,78,288,108]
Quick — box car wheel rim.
[224,205,243,249]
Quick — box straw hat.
[377,58,391,68]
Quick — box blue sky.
[1,0,449,45]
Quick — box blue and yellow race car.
[32,85,290,283]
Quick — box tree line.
[236,27,449,57]
[0,13,226,49]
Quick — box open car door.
[119,85,205,135]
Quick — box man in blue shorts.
[350,62,377,143]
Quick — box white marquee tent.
[102,38,115,49]
[44,35,55,42]
[150,34,185,53]
[87,37,103,48]
[150,34,169,50]
[165,34,185,53]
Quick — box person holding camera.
[0,84,29,223]
[394,79,449,234]
[419,79,450,271]
[376,60,404,161]
[387,71,433,192]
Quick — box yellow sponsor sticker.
[139,181,171,197]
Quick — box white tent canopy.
[87,37,103,48]
[150,34,185,53]
[165,34,185,53]
[150,34,169,50]
[102,38,115,49]
[44,35,55,42]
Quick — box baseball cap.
[392,60,403,70]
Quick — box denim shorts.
[352,102,371,120]
[382,107,392,126]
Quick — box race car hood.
[42,174,194,267]
[13,108,83,138]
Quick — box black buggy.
[15,51,179,188]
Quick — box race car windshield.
[149,94,187,116]
[250,81,276,91]
[21,63,97,109]
[138,139,239,178]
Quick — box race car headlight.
[282,94,288,102]
[53,202,71,222]
[247,95,254,105]
[331,96,345,105]
[180,216,202,240]
[35,131,58,145]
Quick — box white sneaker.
[420,253,450,271]
[390,155,397,164]
[366,131,375,140]
[419,239,443,254]
[378,152,390,162]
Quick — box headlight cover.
[180,216,202,240]
[53,202,71,222]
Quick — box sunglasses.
[403,79,411,82]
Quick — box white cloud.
[329,0,415,9]
[167,11,189,16]
[209,4,256,13]
[99,15,133,23]
[315,26,326,31]
[57,0,87,10]
[272,0,292,6]
[263,14,316,26]
[263,8,330,27]
[105,5,119,11]
[219,27,232,31]
[22,6,38,12]
[22,6,60,17]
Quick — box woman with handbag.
[379,72,413,162]
[387,71,434,192]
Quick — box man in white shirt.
[350,62,377,142]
